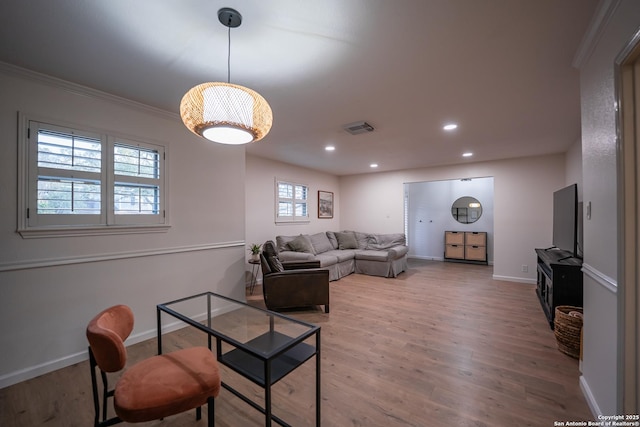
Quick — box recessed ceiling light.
[462,152,473,157]
[443,123,458,131]
[325,145,335,151]
[370,163,378,168]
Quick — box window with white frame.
[275,180,309,223]
[18,116,168,237]
[110,139,162,223]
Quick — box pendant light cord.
[227,24,231,83]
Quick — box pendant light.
[180,8,272,145]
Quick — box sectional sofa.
[275,231,408,281]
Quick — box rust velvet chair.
[86,305,221,427]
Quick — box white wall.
[244,155,339,280]
[577,0,640,416]
[0,66,247,387]
[340,154,567,283]
[406,177,494,262]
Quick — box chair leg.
[100,370,109,421]
[196,405,201,420]
[207,396,215,427]
[325,304,330,313]
[89,349,101,427]
[88,347,122,427]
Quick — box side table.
[248,258,261,295]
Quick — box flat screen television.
[552,183,579,258]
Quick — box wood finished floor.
[0,259,592,426]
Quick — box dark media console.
[535,248,583,329]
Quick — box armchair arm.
[282,260,322,270]
[278,250,315,262]
[262,269,330,313]
[264,268,328,283]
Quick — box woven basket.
[554,306,583,359]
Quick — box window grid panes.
[113,143,161,216]
[36,129,103,215]
[114,184,159,214]
[276,181,309,223]
[37,178,101,215]
[295,202,308,217]
[114,144,159,179]
[279,183,293,199]
[278,201,293,217]
[37,130,101,173]
[21,118,168,233]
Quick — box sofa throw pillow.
[326,231,339,249]
[335,231,358,250]
[287,235,316,254]
[310,232,334,254]
[276,235,296,252]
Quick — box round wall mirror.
[451,196,482,224]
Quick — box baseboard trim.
[580,374,602,419]
[408,255,445,261]
[492,274,536,284]
[0,350,87,389]
[408,256,494,266]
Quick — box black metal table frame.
[157,292,321,427]
[248,259,261,295]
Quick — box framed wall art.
[318,190,334,218]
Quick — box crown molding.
[0,61,179,121]
[572,0,622,69]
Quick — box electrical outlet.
[522,265,528,273]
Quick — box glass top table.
[157,292,321,427]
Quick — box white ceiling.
[0,0,598,176]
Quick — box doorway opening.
[403,176,494,263]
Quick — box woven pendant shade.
[180,82,272,145]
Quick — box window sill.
[18,224,171,239]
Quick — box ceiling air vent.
[343,121,374,135]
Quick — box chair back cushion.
[261,240,284,274]
[260,253,272,275]
[86,305,134,372]
[263,240,278,257]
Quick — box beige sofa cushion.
[326,231,339,249]
[310,232,334,254]
[335,231,358,249]
[369,233,406,249]
[287,235,316,254]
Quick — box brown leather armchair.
[260,240,330,313]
